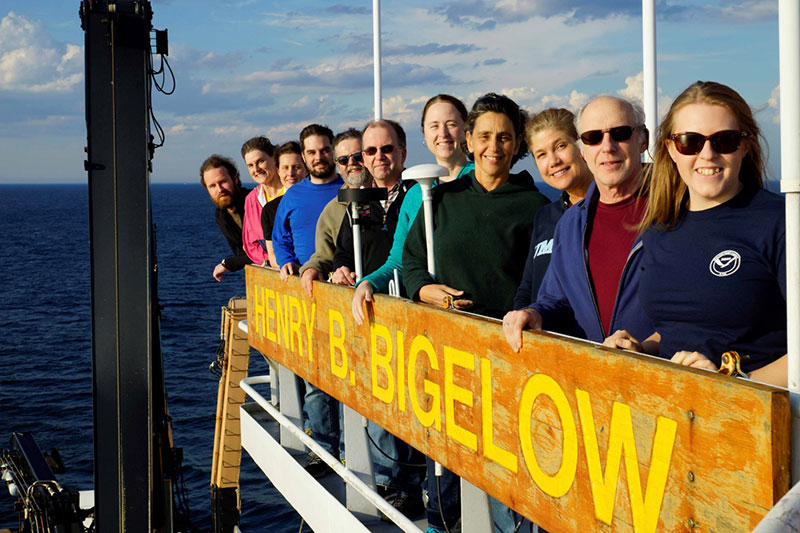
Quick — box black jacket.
[215,187,251,271]
[334,183,408,282]
[513,191,571,309]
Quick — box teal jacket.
[357,162,474,293]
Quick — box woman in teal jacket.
[351,94,474,323]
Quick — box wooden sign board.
[246,266,789,532]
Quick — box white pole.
[373,0,382,120]
[642,0,657,162]
[421,186,436,278]
[351,204,363,282]
[779,0,800,484]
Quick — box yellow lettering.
[302,300,316,362]
[396,331,406,412]
[481,358,517,472]
[264,288,276,343]
[328,309,348,379]
[407,335,441,431]
[275,294,290,349]
[518,373,577,498]
[443,346,477,451]
[289,296,303,356]
[370,323,394,404]
[576,390,677,533]
[252,284,265,336]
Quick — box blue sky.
[0,0,782,184]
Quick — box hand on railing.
[502,308,542,353]
[352,282,374,326]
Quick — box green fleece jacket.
[402,170,549,319]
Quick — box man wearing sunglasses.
[330,119,410,287]
[504,95,655,351]
[299,128,372,296]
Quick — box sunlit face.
[335,137,369,188]
[466,111,520,182]
[362,124,406,186]
[244,149,277,186]
[578,97,646,192]
[277,152,305,189]
[302,134,335,180]
[423,102,465,163]
[203,167,238,209]
[530,127,590,195]
[667,102,746,211]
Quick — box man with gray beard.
[299,128,372,297]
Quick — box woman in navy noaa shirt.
[605,81,786,387]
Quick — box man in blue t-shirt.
[270,123,344,478]
[272,124,344,280]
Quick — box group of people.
[199,81,787,532]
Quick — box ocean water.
[0,184,306,531]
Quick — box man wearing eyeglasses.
[503,95,655,351]
[330,119,410,287]
[299,128,372,296]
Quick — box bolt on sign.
[246,266,789,532]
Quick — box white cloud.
[0,12,83,93]
[768,84,780,124]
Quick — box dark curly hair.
[465,92,529,167]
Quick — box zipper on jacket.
[607,239,643,336]
[581,213,605,339]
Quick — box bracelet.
[718,351,749,379]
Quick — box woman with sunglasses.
[350,94,474,323]
[604,81,787,386]
[513,108,593,309]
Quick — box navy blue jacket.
[529,182,654,344]
[513,191,570,310]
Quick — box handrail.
[239,375,423,533]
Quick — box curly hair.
[465,92,529,167]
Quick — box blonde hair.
[640,81,767,231]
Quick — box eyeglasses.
[335,152,364,166]
[362,144,399,156]
[669,130,748,156]
[579,125,639,146]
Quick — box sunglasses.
[669,130,748,156]
[363,144,399,156]
[579,125,639,146]
[335,152,364,166]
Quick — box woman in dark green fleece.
[402,92,550,320]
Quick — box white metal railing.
[240,374,423,533]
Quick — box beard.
[212,191,234,210]
[310,161,335,180]
[344,168,369,188]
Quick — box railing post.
[278,364,305,452]
[344,407,379,515]
[460,478,493,532]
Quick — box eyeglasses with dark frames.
[335,152,364,166]
[362,144,399,156]
[669,130,748,155]
[579,125,641,146]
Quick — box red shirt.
[587,195,647,335]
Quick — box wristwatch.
[220,258,227,268]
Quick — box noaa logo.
[709,250,741,277]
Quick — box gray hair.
[575,95,647,145]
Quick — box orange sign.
[246,266,789,532]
